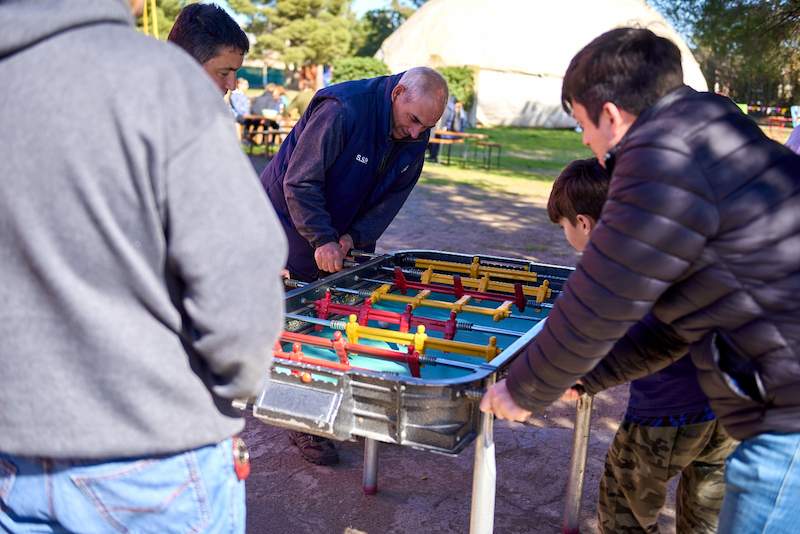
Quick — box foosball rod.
[284,313,495,370]
[355,275,554,311]
[314,292,526,338]
[349,250,547,276]
[374,265,562,299]
[346,259,558,301]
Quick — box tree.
[229,0,354,67]
[651,0,800,106]
[439,66,475,109]
[332,57,390,82]
[351,0,413,57]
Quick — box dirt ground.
[244,156,675,533]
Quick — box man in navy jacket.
[261,67,448,282]
[261,67,447,464]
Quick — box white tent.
[376,0,707,128]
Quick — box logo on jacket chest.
[355,154,369,164]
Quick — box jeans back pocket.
[71,451,210,534]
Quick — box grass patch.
[419,164,557,201]
[426,127,591,183]
[420,126,591,197]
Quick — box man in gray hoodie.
[0,1,286,531]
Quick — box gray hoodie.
[0,0,287,458]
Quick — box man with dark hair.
[168,3,249,94]
[482,27,800,532]
[548,158,737,533]
[0,0,286,530]
[261,66,448,464]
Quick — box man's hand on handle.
[481,379,587,422]
[314,241,345,273]
[479,379,532,422]
[313,235,357,274]
[559,381,585,402]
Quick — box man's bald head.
[390,67,449,140]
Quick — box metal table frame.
[245,250,590,533]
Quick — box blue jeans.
[0,439,244,533]
[718,432,800,534]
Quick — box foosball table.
[239,250,593,534]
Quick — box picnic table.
[241,115,294,156]
[430,130,502,169]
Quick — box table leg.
[561,393,593,534]
[469,375,496,534]
[363,437,379,495]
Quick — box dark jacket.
[507,86,800,441]
[260,74,428,280]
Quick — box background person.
[167,2,249,95]
[286,78,315,119]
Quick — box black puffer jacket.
[507,86,800,441]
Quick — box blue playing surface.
[278,288,549,381]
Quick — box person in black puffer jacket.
[480,28,800,533]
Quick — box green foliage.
[350,1,415,57]
[135,0,193,39]
[229,0,354,66]
[332,56,390,82]
[439,66,476,109]
[351,7,406,57]
[651,0,800,106]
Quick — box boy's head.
[547,158,609,252]
[167,4,249,95]
[561,28,684,163]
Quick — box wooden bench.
[431,130,502,169]
[474,141,502,170]
[427,137,465,165]
[241,115,293,157]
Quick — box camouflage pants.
[598,419,738,533]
